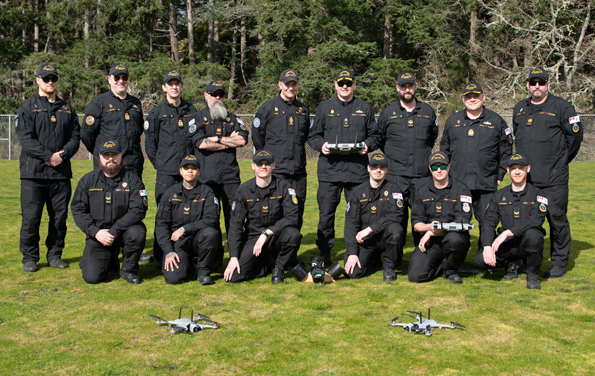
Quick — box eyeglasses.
[209,92,225,98]
[430,164,448,171]
[114,74,129,82]
[255,161,272,167]
[528,80,547,86]
[337,80,353,87]
[41,76,58,83]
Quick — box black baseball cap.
[164,70,182,84]
[369,153,389,168]
[428,151,449,165]
[99,140,122,155]
[397,72,415,86]
[252,150,275,163]
[336,69,355,82]
[180,155,200,168]
[508,154,529,167]
[109,63,129,76]
[528,68,549,82]
[206,81,225,95]
[463,82,483,95]
[37,64,58,78]
[279,69,299,83]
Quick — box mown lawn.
[0,160,594,376]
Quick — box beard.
[210,101,228,120]
[401,93,416,103]
[100,159,123,176]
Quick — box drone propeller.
[149,314,165,321]
[191,310,194,322]
[451,322,466,328]
[391,316,400,322]
[406,311,421,316]
[195,313,211,320]
[179,306,182,319]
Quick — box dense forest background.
[1,0,594,115]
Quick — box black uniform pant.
[227,227,302,283]
[162,226,220,284]
[475,228,544,275]
[79,223,146,284]
[471,189,495,250]
[344,223,404,279]
[316,181,360,254]
[408,231,470,282]
[207,181,238,266]
[539,184,571,268]
[387,175,431,247]
[153,173,183,263]
[274,172,307,230]
[20,178,71,263]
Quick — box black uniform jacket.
[145,99,197,175]
[155,182,219,254]
[190,107,249,185]
[378,100,438,179]
[227,177,299,258]
[83,91,144,173]
[16,93,80,179]
[344,179,406,256]
[440,108,512,191]
[252,95,310,176]
[308,97,381,183]
[411,176,473,227]
[480,183,547,246]
[71,168,147,239]
[512,94,583,187]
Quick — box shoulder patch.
[392,193,403,200]
[231,200,236,211]
[569,115,580,124]
[139,190,147,197]
[310,119,314,128]
[346,202,350,213]
[505,127,511,135]
[253,117,260,128]
[144,120,149,130]
[537,196,548,205]
[85,116,95,125]
[288,188,296,196]
[460,195,472,203]
[214,197,219,206]
[238,118,247,130]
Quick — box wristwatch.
[261,230,268,237]
[217,135,222,143]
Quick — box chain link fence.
[1,114,594,162]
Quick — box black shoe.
[503,262,518,280]
[139,254,154,263]
[272,265,284,284]
[544,265,566,278]
[48,258,69,269]
[527,273,541,289]
[383,268,396,281]
[443,272,462,284]
[517,262,527,274]
[198,275,214,285]
[23,261,39,272]
[119,270,141,284]
[154,260,163,271]
[320,250,332,268]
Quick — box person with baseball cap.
[155,155,221,285]
[71,141,148,284]
[224,150,302,284]
[475,154,547,289]
[144,69,198,269]
[512,68,583,279]
[408,151,472,283]
[343,153,407,281]
[16,63,81,272]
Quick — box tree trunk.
[208,0,215,63]
[33,0,39,52]
[84,6,90,67]
[469,7,478,79]
[187,0,195,63]
[383,9,391,59]
[45,0,53,53]
[229,19,237,99]
[240,17,247,84]
[97,0,105,36]
[169,1,180,63]
[22,9,26,48]
[523,36,532,69]
[213,18,219,63]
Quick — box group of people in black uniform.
[17,63,583,290]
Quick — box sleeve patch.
[144,120,149,130]
[505,127,511,135]
[346,202,350,213]
[392,193,403,200]
[85,116,95,125]
[435,118,439,127]
[569,116,580,124]
[253,118,260,128]
[214,197,219,206]
[139,190,147,197]
[288,188,296,195]
[537,196,548,205]
[310,119,314,128]
[460,195,472,203]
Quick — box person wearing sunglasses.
[512,68,583,279]
[440,82,512,255]
[82,63,145,176]
[16,63,81,272]
[224,150,302,284]
[408,151,472,283]
[308,69,381,266]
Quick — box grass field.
[1,160,594,376]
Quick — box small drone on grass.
[391,309,465,336]
[149,307,218,333]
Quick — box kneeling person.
[344,154,406,281]
[224,150,302,284]
[71,141,147,284]
[475,154,547,289]
[156,156,220,285]
[408,151,472,283]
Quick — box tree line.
[1,0,594,115]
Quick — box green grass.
[1,160,594,375]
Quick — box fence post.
[8,115,11,160]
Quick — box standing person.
[82,63,145,176]
[155,156,220,285]
[71,141,147,284]
[343,154,406,281]
[408,152,472,284]
[16,63,80,272]
[377,72,439,243]
[308,69,381,265]
[252,69,310,228]
[224,150,302,284]
[475,154,547,289]
[512,68,583,278]
[144,70,197,268]
[440,82,512,251]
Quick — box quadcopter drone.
[149,307,218,333]
[391,309,465,336]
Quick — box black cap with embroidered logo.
[279,69,299,83]
[397,72,415,86]
[463,82,483,95]
[180,155,200,169]
[205,81,226,95]
[99,140,122,155]
[336,69,355,82]
[109,63,129,76]
[37,64,59,78]
[528,68,549,82]
[164,70,182,84]
[252,149,275,163]
[369,153,389,168]
[428,151,449,165]
[508,153,529,167]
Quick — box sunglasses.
[209,91,225,98]
[337,80,353,87]
[41,76,58,83]
[430,164,448,171]
[528,80,547,86]
[255,161,272,167]
[114,74,129,82]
